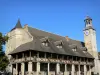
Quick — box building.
[5,16,100,75]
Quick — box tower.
[83,16,99,74]
[83,16,97,57]
[5,19,33,56]
[5,19,33,73]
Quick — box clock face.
[84,30,89,36]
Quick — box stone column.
[84,65,87,75]
[28,62,32,74]
[72,64,75,75]
[48,63,50,75]
[65,64,67,72]
[78,65,80,75]
[16,63,18,75]
[89,65,91,75]
[56,63,60,74]
[12,64,14,75]
[21,63,25,75]
[37,62,40,75]
[64,64,67,75]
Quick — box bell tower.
[83,16,98,57]
[83,16,99,74]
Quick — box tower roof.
[10,19,22,31]
[85,16,92,20]
[15,19,22,28]
[84,16,95,30]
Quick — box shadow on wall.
[91,72,99,75]
[0,72,12,75]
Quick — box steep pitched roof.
[11,19,22,31]
[9,26,93,58]
[85,16,92,20]
[15,19,22,28]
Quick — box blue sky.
[0,0,100,51]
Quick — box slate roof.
[11,19,22,31]
[85,16,92,20]
[9,26,93,58]
[15,19,22,28]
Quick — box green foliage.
[0,32,9,71]
[0,55,9,71]
[98,52,100,55]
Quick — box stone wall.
[5,28,33,56]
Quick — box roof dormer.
[81,47,87,53]
[40,37,49,46]
[69,44,77,52]
[54,40,63,48]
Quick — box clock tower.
[83,16,100,74]
[83,16,97,56]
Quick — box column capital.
[37,62,40,65]
[28,61,32,64]
[48,62,50,64]
[21,62,24,65]
[57,63,60,65]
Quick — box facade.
[5,16,100,75]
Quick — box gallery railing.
[10,57,94,65]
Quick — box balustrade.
[10,57,94,66]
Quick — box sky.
[0,0,100,51]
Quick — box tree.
[98,52,100,55]
[0,32,9,71]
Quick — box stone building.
[5,16,100,75]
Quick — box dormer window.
[54,40,63,49]
[69,44,77,52]
[72,48,77,52]
[42,41,49,46]
[56,44,62,48]
[81,47,87,53]
[40,37,49,47]
[83,50,87,53]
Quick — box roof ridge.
[70,38,84,42]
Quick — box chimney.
[65,36,70,41]
[24,24,28,28]
[24,24,28,30]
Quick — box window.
[69,44,77,52]
[56,44,62,48]
[81,47,87,53]
[55,40,63,48]
[88,21,90,24]
[72,48,77,52]
[42,41,49,46]
[83,50,87,53]
[40,37,49,47]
